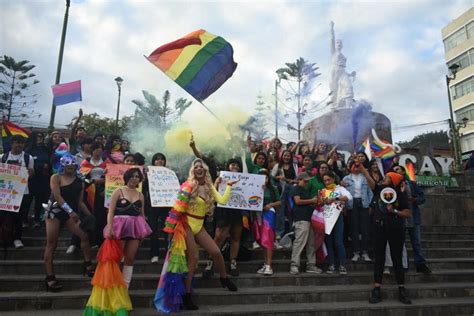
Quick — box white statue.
[330,21,356,109]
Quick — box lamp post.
[275,70,288,138]
[446,63,463,172]
[114,76,123,132]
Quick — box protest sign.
[147,166,180,207]
[0,163,28,213]
[104,164,142,207]
[217,171,265,211]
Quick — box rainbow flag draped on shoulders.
[83,238,132,316]
[1,120,30,152]
[154,182,192,313]
[147,29,237,102]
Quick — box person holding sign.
[43,154,94,292]
[319,171,352,275]
[154,159,238,312]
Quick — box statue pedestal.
[302,109,392,153]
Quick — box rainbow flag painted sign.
[147,29,237,102]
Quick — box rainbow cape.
[80,159,107,209]
[1,120,30,152]
[83,239,132,316]
[147,29,237,102]
[154,182,192,313]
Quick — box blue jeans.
[325,213,346,266]
[276,183,294,238]
[407,224,426,266]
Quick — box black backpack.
[1,151,30,167]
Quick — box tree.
[397,130,450,153]
[0,55,40,122]
[131,90,192,129]
[68,113,131,137]
[240,94,270,141]
[276,57,320,140]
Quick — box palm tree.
[276,57,320,140]
[0,55,40,121]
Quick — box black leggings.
[373,222,405,285]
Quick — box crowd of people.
[0,108,435,312]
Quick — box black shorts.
[214,207,242,228]
[45,207,70,224]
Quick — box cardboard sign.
[147,166,180,207]
[217,171,265,211]
[104,164,142,207]
[320,188,344,235]
[0,163,29,213]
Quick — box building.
[442,7,474,155]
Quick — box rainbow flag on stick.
[1,120,31,152]
[358,137,372,161]
[147,29,237,103]
[405,160,416,181]
[51,80,82,106]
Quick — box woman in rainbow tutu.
[154,158,239,312]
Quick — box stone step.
[0,270,473,292]
[0,283,473,312]
[420,226,474,233]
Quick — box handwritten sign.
[147,166,180,207]
[0,163,29,213]
[320,188,343,234]
[217,171,265,211]
[104,164,142,208]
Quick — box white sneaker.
[13,239,24,249]
[274,241,283,249]
[306,266,323,274]
[263,265,273,276]
[351,253,360,262]
[362,252,371,262]
[257,264,266,274]
[290,266,299,275]
[326,265,335,274]
[66,245,76,254]
[151,256,159,263]
[252,241,261,249]
[383,267,391,275]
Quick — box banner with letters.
[217,171,265,211]
[104,164,142,208]
[0,163,29,213]
[147,166,180,207]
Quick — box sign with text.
[416,175,459,187]
[147,166,180,207]
[104,164,142,208]
[0,163,28,213]
[217,171,265,211]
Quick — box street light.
[446,63,462,172]
[275,70,288,138]
[114,76,123,132]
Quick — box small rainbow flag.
[1,120,30,152]
[358,137,372,161]
[147,29,237,102]
[405,160,416,181]
[51,80,82,106]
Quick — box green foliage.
[68,113,132,137]
[397,130,450,150]
[241,94,270,141]
[0,55,40,122]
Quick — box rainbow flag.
[405,160,416,181]
[1,120,30,152]
[51,80,82,106]
[358,137,372,161]
[147,29,237,102]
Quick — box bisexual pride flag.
[147,29,237,102]
[51,80,82,106]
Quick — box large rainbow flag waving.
[147,29,237,102]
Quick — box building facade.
[442,7,474,155]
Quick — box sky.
[1,0,473,143]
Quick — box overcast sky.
[1,0,472,143]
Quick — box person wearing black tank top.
[43,154,94,292]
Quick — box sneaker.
[339,266,347,275]
[306,266,322,274]
[351,253,360,262]
[383,267,391,275]
[91,244,99,250]
[289,266,299,275]
[362,252,371,262]
[252,241,261,249]
[33,222,41,228]
[13,239,24,249]
[326,265,335,274]
[257,264,266,274]
[273,241,283,249]
[263,264,273,276]
[66,245,76,254]
[229,259,239,276]
[369,287,382,304]
[202,260,214,279]
[151,256,159,263]
[416,264,432,275]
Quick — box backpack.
[1,151,30,167]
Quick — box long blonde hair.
[187,158,216,215]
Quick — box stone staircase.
[1,226,474,315]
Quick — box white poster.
[0,163,29,213]
[322,203,343,235]
[217,171,265,211]
[147,166,180,207]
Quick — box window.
[452,77,474,100]
[460,133,474,153]
[444,27,467,52]
[456,104,474,122]
[467,21,474,39]
[448,51,471,72]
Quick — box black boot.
[45,275,62,292]
[369,286,382,304]
[220,277,237,292]
[416,264,432,275]
[181,293,198,310]
[398,286,412,304]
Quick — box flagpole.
[48,0,71,132]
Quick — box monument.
[303,22,392,152]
